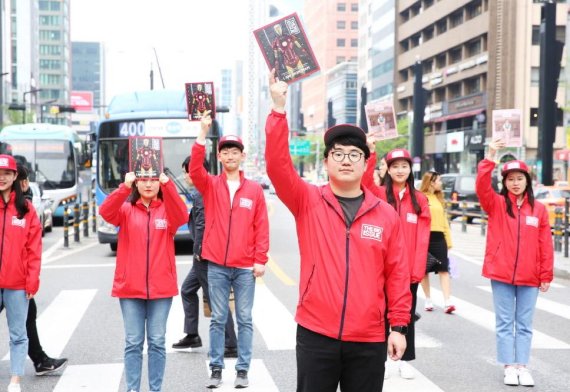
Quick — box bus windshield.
[97,137,196,194]
[0,139,76,189]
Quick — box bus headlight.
[98,219,117,234]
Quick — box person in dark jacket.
[172,157,238,357]
[16,165,68,376]
[99,170,188,392]
[476,138,553,387]
[266,70,411,392]
[0,155,42,392]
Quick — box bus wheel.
[110,243,117,252]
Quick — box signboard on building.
[446,131,464,153]
[71,91,94,112]
[447,93,486,116]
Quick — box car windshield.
[550,189,570,198]
[459,177,476,192]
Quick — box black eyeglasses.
[330,150,364,163]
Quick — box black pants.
[401,283,418,361]
[180,257,237,348]
[296,325,387,392]
[27,298,47,365]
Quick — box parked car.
[29,182,54,236]
[440,173,481,223]
[534,185,570,227]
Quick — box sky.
[70,0,304,105]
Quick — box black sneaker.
[35,357,68,376]
[206,367,222,388]
[234,370,249,388]
[172,334,202,349]
[414,312,421,322]
[224,346,238,358]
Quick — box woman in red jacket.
[0,154,42,392]
[476,139,553,388]
[99,171,188,392]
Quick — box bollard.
[91,198,97,233]
[63,206,69,248]
[461,202,468,233]
[565,198,569,258]
[553,207,563,252]
[480,208,487,236]
[74,203,81,243]
[82,202,89,237]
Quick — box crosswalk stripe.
[477,285,570,321]
[252,284,296,350]
[383,359,445,391]
[204,359,278,391]
[165,292,187,354]
[415,330,442,348]
[418,287,570,349]
[2,289,97,361]
[53,363,124,392]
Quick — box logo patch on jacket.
[526,216,539,228]
[11,216,26,228]
[361,224,383,242]
[155,219,167,229]
[239,198,253,210]
[406,213,418,224]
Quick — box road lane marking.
[204,359,279,391]
[477,285,570,321]
[3,289,97,361]
[42,238,64,261]
[41,259,194,269]
[418,288,570,349]
[266,254,296,286]
[449,249,482,266]
[43,241,101,264]
[164,291,189,354]
[252,284,296,350]
[383,358,445,391]
[53,363,124,392]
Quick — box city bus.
[0,123,85,219]
[94,89,221,251]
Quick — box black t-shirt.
[335,193,364,226]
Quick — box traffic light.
[50,105,76,114]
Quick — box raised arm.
[99,172,135,226]
[476,138,505,213]
[190,112,213,195]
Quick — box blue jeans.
[208,262,255,371]
[0,289,29,376]
[491,280,539,365]
[119,298,172,392]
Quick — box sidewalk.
[449,221,570,280]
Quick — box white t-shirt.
[227,180,240,206]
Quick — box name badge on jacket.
[239,198,253,210]
[526,216,539,228]
[361,224,383,242]
[12,216,26,228]
[406,213,418,224]
[155,219,167,230]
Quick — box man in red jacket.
[190,113,269,389]
[265,70,411,392]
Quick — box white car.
[29,182,54,236]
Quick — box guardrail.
[62,194,98,248]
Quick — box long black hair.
[2,169,29,219]
[384,162,422,215]
[501,171,534,218]
[129,180,164,206]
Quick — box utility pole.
[412,60,427,166]
[150,63,154,90]
[537,1,563,186]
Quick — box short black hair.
[17,164,29,180]
[323,135,370,160]
[182,156,211,173]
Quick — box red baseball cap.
[324,124,367,146]
[501,160,529,176]
[386,148,412,166]
[218,135,244,152]
[0,155,17,172]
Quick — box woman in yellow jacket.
[419,171,455,313]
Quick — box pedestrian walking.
[476,138,553,387]
[418,171,455,313]
[0,155,42,392]
[16,165,68,376]
[266,70,411,392]
[172,157,238,358]
[363,143,431,380]
[99,170,188,392]
[190,112,269,389]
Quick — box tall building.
[327,61,357,124]
[0,1,13,126]
[301,0,359,133]
[395,0,566,175]
[71,41,104,109]
[37,0,71,124]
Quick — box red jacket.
[476,159,553,286]
[190,142,269,268]
[0,193,42,294]
[99,180,188,299]
[265,111,411,343]
[363,154,431,283]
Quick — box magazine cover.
[492,109,522,147]
[129,137,163,178]
[365,99,398,140]
[253,12,320,84]
[185,82,215,121]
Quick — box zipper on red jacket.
[0,200,6,272]
[512,205,522,284]
[223,208,233,266]
[146,208,151,299]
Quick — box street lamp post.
[22,88,42,124]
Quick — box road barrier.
[82,202,89,237]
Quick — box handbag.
[426,252,442,274]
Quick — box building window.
[400,40,409,52]
[337,3,346,11]
[449,46,462,64]
[410,34,421,48]
[410,3,421,17]
[436,18,447,34]
[448,82,461,99]
[435,87,445,103]
[424,0,434,9]
[337,38,346,47]
[466,0,482,20]
[422,59,433,74]
[531,67,539,86]
[350,56,357,62]
[337,56,346,64]
[351,21,358,29]
[337,20,346,29]
[39,1,49,10]
[50,1,61,11]
[351,3,358,11]
[423,25,434,42]
[436,53,446,69]
[351,38,358,47]
[465,77,480,94]
[531,25,539,45]
[466,38,481,57]
[399,69,409,82]
[449,10,464,28]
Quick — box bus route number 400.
[119,121,145,137]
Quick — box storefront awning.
[431,108,485,123]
